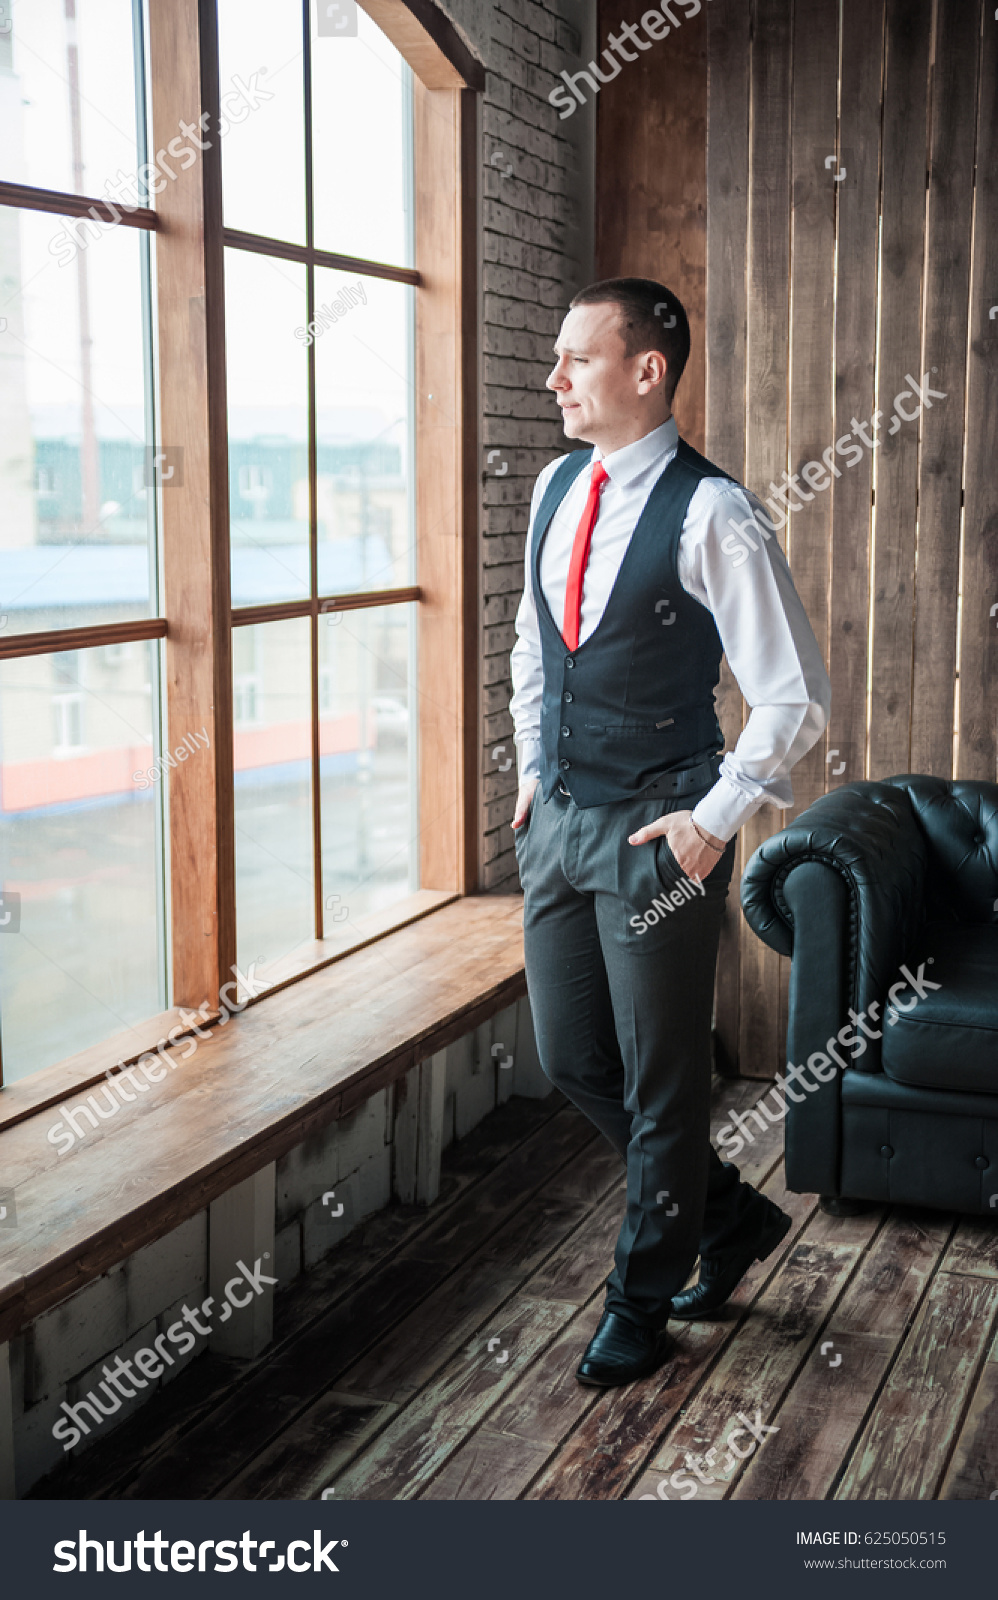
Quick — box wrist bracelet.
[691,819,724,853]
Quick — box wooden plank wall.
[594,0,709,450]
[960,0,998,776]
[704,0,751,1075]
[599,0,997,1076]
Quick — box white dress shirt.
[510,416,831,842]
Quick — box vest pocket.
[586,720,675,736]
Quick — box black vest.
[532,438,730,807]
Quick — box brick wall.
[438,0,597,889]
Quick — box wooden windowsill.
[240,888,459,1001]
[0,889,457,1135]
[0,894,525,1345]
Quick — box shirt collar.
[593,416,679,487]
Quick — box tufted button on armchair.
[740,776,998,1215]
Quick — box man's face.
[546,302,669,452]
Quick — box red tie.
[561,459,609,651]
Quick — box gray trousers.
[515,779,766,1330]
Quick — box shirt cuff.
[691,773,769,843]
[515,737,542,785]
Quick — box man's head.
[547,278,690,454]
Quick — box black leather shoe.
[575,1310,672,1387]
[669,1204,793,1321]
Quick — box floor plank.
[526,1172,815,1502]
[169,1127,620,1500]
[331,1297,579,1500]
[630,1218,879,1500]
[938,1216,998,1281]
[330,1159,669,1498]
[938,1329,998,1501]
[835,1272,998,1500]
[219,1394,399,1502]
[340,1151,624,1409]
[733,1208,951,1500]
[127,1113,599,1499]
[28,1072,998,1505]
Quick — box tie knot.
[591,460,609,490]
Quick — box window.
[0,0,167,1082]
[51,652,85,754]
[221,0,419,975]
[0,0,478,1090]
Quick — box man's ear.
[635,349,670,395]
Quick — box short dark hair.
[569,277,691,401]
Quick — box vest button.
[975,1155,988,1169]
[565,656,575,668]
[564,691,573,703]
[561,725,571,737]
[559,759,571,771]
[880,1145,894,1158]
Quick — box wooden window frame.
[0,0,483,1098]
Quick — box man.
[509,278,830,1387]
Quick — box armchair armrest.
[740,781,929,1076]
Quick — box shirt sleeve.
[509,458,564,786]
[680,481,832,843]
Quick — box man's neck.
[587,411,673,458]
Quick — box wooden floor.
[33,1077,998,1502]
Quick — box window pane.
[0,208,156,636]
[234,617,313,972]
[1,0,140,200]
[217,0,305,246]
[226,249,309,604]
[0,640,165,1082]
[320,602,415,939]
[310,1,412,266]
[314,270,413,596]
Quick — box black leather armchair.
[740,776,998,1215]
